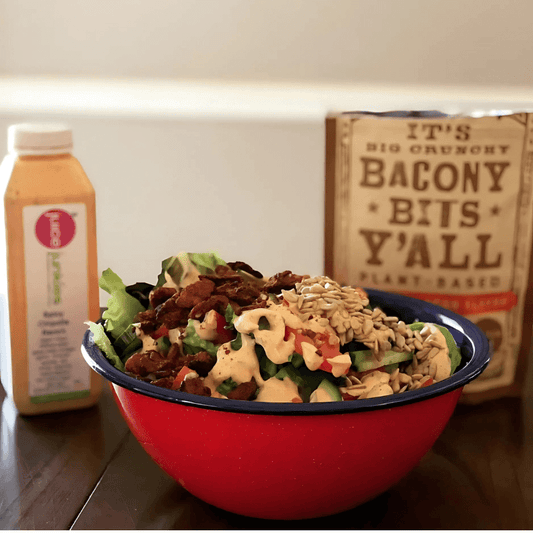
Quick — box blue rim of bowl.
[81,288,491,416]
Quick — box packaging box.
[325,111,533,402]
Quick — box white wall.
[1,0,533,301]
[2,0,533,87]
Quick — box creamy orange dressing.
[325,353,352,377]
[205,301,351,399]
[255,376,301,402]
[204,334,264,391]
[135,325,158,352]
[193,310,219,341]
[300,341,322,371]
[168,327,182,345]
[135,323,183,352]
[234,307,295,365]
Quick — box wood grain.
[0,384,129,530]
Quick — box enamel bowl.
[81,289,490,520]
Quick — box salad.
[87,252,462,403]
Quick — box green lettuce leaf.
[99,268,145,346]
[182,319,218,357]
[217,377,238,396]
[125,281,154,309]
[155,252,227,288]
[188,252,226,274]
[86,321,125,371]
[156,256,177,288]
[224,303,238,328]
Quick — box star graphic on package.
[368,202,379,213]
[490,205,501,216]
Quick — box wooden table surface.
[1,364,532,530]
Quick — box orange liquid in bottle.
[0,124,102,415]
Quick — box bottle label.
[23,203,91,403]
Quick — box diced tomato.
[317,337,341,358]
[319,359,333,372]
[151,325,169,339]
[341,392,357,401]
[171,366,194,390]
[421,377,434,388]
[285,326,344,374]
[285,327,314,355]
[214,311,235,344]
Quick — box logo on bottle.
[35,209,76,249]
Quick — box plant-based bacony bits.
[87,252,462,403]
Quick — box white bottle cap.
[7,123,73,156]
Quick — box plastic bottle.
[0,123,102,415]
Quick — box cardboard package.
[325,111,533,402]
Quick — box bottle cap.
[7,123,73,156]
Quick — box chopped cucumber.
[224,303,237,328]
[351,349,413,372]
[309,379,342,402]
[384,362,399,373]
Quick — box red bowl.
[82,289,490,520]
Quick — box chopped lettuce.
[256,343,278,379]
[155,252,227,288]
[288,352,304,369]
[275,365,306,389]
[230,332,243,351]
[125,281,154,309]
[260,355,278,379]
[99,269,146,352]
[217,377,238,396]
[156,257,174,288]
[224,303,238,329]
[182,319,218,357]
[188,252,227,274]
[86,321,125,371]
